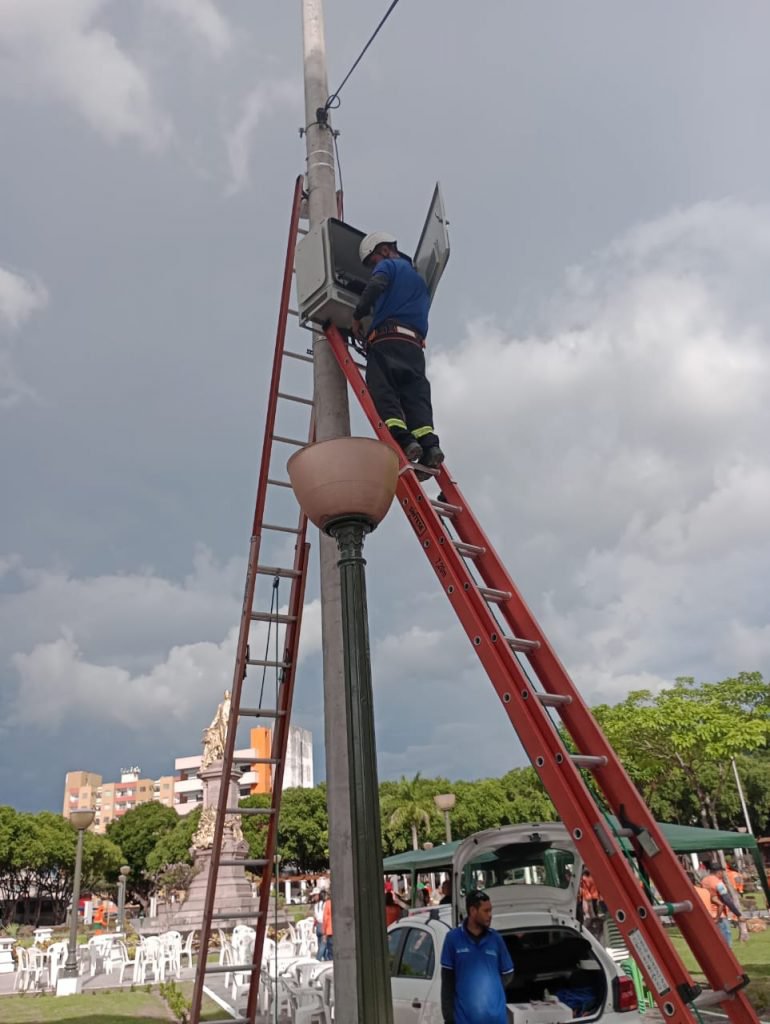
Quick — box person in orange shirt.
[701,863,742,948]
[322,890,334,961]
[384,890,403,927]
[93,902,107,931]
[579,869,602,920]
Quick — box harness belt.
[367,322,425,349]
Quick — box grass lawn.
[0,986,226,1023]
[669,925,770,1014]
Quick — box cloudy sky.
[2,1,770,812]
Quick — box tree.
[0,808,123,925]
[107,802,179,907]
[276,786,329,872]
[146,808,201,874]
[592,673,769,829]
[383,773,436,851]
[239,794,271,864]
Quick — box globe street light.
[434,793,456,844]
[117,865,131,933]
[60,807,95,992]
[289,437,398,1024]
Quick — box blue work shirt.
[441,923,514,1024]
[370,257,430,337]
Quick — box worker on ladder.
[351,233,444,476]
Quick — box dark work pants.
[365,338,439,451]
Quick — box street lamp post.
[59,807,95,994]
[434,793,456,844]
[117,865,130,933]
[288,436,398,1024]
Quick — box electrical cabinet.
[294,183,450,330]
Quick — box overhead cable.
[324,0,404,112]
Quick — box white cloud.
[2,548,323,732]
[427,198,770,710]
[225,79,302,194]
[0,0,171,147]
[0,265,48,330]
[0,263,48,408]
[149,0,232,58]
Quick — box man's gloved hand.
[351,318,365,340]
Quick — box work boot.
[403,440,423,462]
[421,445,445,469]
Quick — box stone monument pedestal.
[165,762,257,929]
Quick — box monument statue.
[163,689,251,927]
[201,689,231,769]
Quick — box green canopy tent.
[382,822,770,904]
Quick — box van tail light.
[613,974,639,1012]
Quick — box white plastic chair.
[139,936,166,982]
[159,930,182,979]
[110,941,137,984]
[14,946,32,992]
[47,940,69,987]
[26,945,49,990]
[181,930,196,969]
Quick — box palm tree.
[387,772,435,851]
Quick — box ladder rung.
[211,910,264,921]
[256,565,301,578]
[505,636,541,652]
[219,858,268,868]
[288,308,300,317]
[479,586,511,603]
[431,498,462,516]
[570,754,608,768]
[250,611,297,624]
[267,477,293,488]
[651,900,693,916]
[247,658,290,669]
[537,692,573,707]
[694,990,733,1009]
[239,708,286,719]
[203,1018,250,1023]
[250,757,281,764]
[453,540,486,557]
[399,462,440,478]
[272,434,307,447]
[278,390,313,406]
[205,962,260,975]
[227,806,276,816]
[262,523,301,534]
[284,349,313,363]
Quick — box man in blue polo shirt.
[351,231,444,477]
[441,890,514,1024]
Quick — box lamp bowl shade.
[69,808,96,831]
[287,438,399,530]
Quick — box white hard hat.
[360,232,398,265]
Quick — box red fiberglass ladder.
[322,315,758,1024]
[189,177,314,1024]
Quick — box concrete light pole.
[300,2,359,1020]
[117,865,130,932]
[288,437,397,1024]
[59,808,95,995]
[434,792,456,844]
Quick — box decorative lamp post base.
[56,973,82,997]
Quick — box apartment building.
[62,767,175,834]
[174,725,313,815]
[63,725,313,828]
